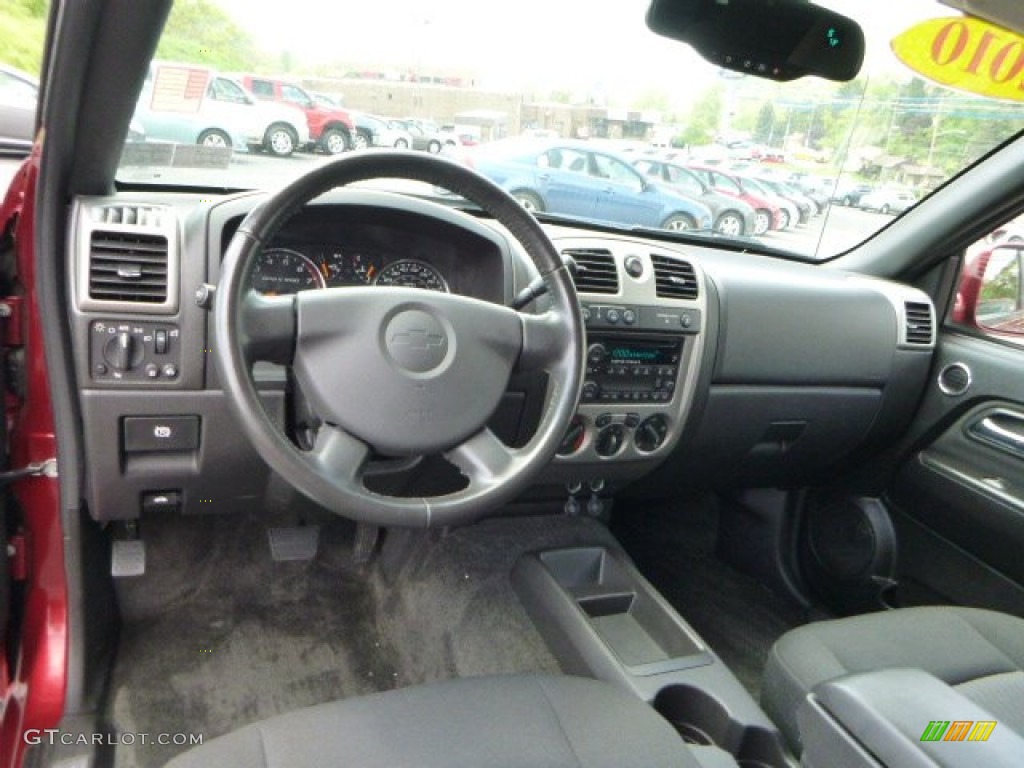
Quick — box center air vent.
[904,301,934,346]
[651,254,699,300]
[563,248,619,294]
[88,231,169,304]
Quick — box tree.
[155,0,262,72]
[677,85,722,147]
[753,102,775,144]
[0,0,49,72]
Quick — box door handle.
[968,409,1024,458]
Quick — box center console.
[546,238,707,488]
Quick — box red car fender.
[0,145,68,768]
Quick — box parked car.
[633,157,758,237]
[391,118,461,153]
[753,177,817,222]
[235,74,356,154]
[133,62,256,152]
[351,112,412,149]
[735,175,802,229]
[468,139,712,231]
[831,178,874,206]
[858,187,918,214]
[210,75,310,156]
[687,164,784,234]
[0,64,38,156]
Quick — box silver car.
[0,64,38,155]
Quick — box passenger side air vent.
[904,301,934,345]
[564,248,619,294]
[88,231,169,304]
[651,254,699,300]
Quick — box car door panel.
[886,331,1024,610]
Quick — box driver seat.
[165,674,738,768]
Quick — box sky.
[214,0,964,107]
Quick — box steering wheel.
[215,151,583,528]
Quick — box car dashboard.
[68,188,938,521]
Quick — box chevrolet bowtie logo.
[390,329,445,351]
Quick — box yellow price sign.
[892,16,1024,102]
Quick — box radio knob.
[581,380,600,401]
[586,343,608,365]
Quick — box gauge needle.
[367,265,377,281]
[321,261,329,279]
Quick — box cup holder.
[654,685,790,768]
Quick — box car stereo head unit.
[583,337,682,403]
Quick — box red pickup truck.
[234,74,355,154]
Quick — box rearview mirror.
[646,0,865,82]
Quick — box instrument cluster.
[250,245,448,295]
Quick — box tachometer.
[250,248,326,295]
[374,259,448,292]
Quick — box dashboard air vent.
[904,301,934,345]
[651,254,699,300]
[564,248,619,294]
[95,205,166,228]
[88,231,169,303]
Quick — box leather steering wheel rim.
[214,150,583,528]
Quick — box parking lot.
[4,151,892,260]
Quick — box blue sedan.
[467,140,713,232]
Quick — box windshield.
[114,0,1024,260]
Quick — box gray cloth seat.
[762,606,1024,752]
[165,673,737,768]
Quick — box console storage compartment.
[513,545,794,768]
[536,547,704,669]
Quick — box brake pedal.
[268,525,320,561]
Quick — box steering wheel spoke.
[445,427,518,489]
[311,423,371,486]
[240,290,296,364]
[517,310,571,372]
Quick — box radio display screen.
[609,342,675,365]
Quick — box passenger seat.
[762,606,1024,754]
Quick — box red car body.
[235,74,355,154]
[0,150,67,768]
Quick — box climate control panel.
[89,320,182,383]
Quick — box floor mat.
[104,509,613,767]
[613,495,808,699]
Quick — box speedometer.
[250,248,326,295]
[374,259,448,292]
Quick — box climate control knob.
[557,416,587,457]
[635,415,669,453]
[595,424,626,457]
